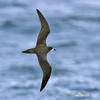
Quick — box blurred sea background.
[0,0,100,100]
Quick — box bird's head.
[48,47,56,52]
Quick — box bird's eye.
[53,48,56,51]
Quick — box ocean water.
[0,0,100,100]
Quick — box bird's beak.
[53,48,56,51]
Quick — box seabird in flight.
[22,9,56,91]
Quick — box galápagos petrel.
[22,9,56,91]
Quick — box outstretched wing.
[37,54,52,91]
[36,9,50,46]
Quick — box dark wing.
[37,54,52,91]
[36,9,50,46]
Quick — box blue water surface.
[0,0,100,100]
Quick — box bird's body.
[22,9,56,91]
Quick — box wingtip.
[40,85,44,92]
[40,88,43,92]
[36,9,40,13]
[36,9,42,17]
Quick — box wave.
[54,41,77,48]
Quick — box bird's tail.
[22,48,35,54]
